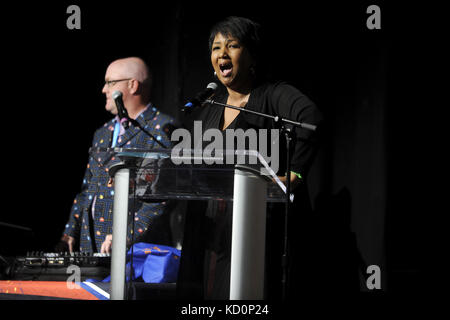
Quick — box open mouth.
[219,62,233,77]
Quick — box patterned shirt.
[63,104,175,252]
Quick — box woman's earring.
[214,71,217,78]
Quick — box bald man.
[103,57,152,119]
[59,57,176,253]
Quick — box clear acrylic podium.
[90,147,288,300]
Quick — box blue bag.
[102,242,181,283]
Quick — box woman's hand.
[275,172,302,190]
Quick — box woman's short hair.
[208,16,262,61]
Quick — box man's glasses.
[104,78,131,87]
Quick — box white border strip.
[82,281,110,300]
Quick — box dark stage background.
[1,1,442,295]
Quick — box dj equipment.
[7,252,111,281]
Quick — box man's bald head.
[102,57,153,116]
[108,57,151,86]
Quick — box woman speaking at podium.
[181,16,323,300]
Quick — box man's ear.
[128,79,139,95]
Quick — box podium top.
[89,147,290,202]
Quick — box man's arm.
[60,157,93,252]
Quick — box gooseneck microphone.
[183,82,218,110]
[112,91,129,129]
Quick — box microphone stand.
[117,114,168,300]
[205,99,316,300]
[125,117,168,149]
[205,99,317,131]
[115,96,168,150]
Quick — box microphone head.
[112,91,123,100]
[207,82,218,91]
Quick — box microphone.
[183,82,218,110]
[112,91,129,129]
